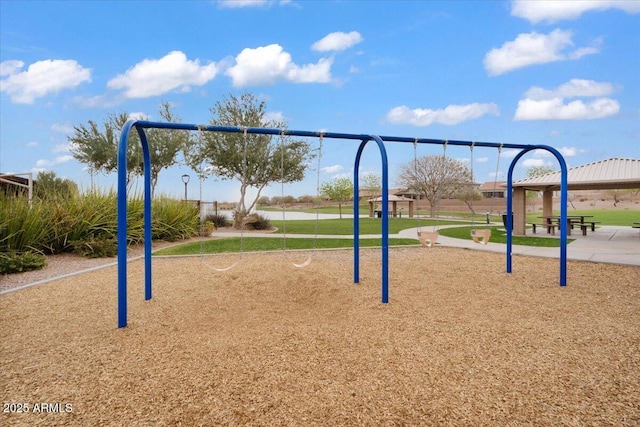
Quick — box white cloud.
[522,158,547,167]
[226,44,333,87]
[26,141,38,147]
[52,143,71,153]
[558,146,585,157]
[128,112,150,121]
[501,149,521,159]
[35,155,74,168]
[311,31,363,52]
[476,156,489,163]
[515,79,620,121]
[107,51,219,98]
[483,29,599,76]
[217,0,269,8]
[511,0,640,24]
[515,98,620,120]
[217,0,292,7]
[321,164,344,174]
[0,60,24,76]
[525,79,614,100]
[264,111,285,123]
[51,123,74,134]
[72,93,121,109]
[330,172,351,181]
[385,103,499,126]
[0,59,91,104]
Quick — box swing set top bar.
[128,120,531,150]
[117,119,568,329]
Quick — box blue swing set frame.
[116,120,569,328]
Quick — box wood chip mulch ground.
[1,247,639,426]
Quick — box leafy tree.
[527,165,555,178]
[257,195,270,206]
[360,172,381,195]
[69,101,187,195]
[282,195,296,206]
[604,188,638,207]
[146,102,189,194]
[186,93,313,228]
[397,155,472,217]
[69,113,133,184]
[34,171,78,200]
[525,165,556,210]
[320,177,353,219]
[457,186,483,215]
[297,194,315,205]
[361,171,382,210]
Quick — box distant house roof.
[0,174,30,188]
[368,195,414,202]
[513,158,640,190]
[478,181,506,192]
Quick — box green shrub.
[0,196,49,253]
[71,235,117,258]
[151,197,199,241]
[245,213,272,230]
[0,251,47,275]
[42,191,119,253]
[200,221,216,237]
[204,213,231,228]
[1,191,198,255]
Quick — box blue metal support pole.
[115,119,568,327]
[506,145,568,286]
[353,141,365,284]
[353,136,389,302]
[136,127,153,300]
[117,122,153,328]
[117,121,134,328]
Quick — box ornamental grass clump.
[204,213,231,229]
[151,197,199,241]
[0,195,48,253]
[1,189,198,271]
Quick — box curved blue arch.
[114,119,571,328]
[117,120,153,328]
[353,135,390,303]
[506,145,568,286]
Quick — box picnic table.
[534,215,600,236]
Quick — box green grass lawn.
[158,207,638,255]
[154,237,419,256]
[437,226,574,247]
[270,217,470,235]
[260,205,497,222]
[526,209,639,226]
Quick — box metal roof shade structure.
[115,120,570,328]
[513,158,640,191]
[508,158,640,238]
[367,195,415,218]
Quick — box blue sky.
[1,0,639,202]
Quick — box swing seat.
[470,229,491,245]
[418,231,438,247]
[292,256,313,268]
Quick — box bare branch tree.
[397,155,472,217]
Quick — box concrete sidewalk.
[398,225,640,267]
[215,224,639,267]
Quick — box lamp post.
[181,174,190,201]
